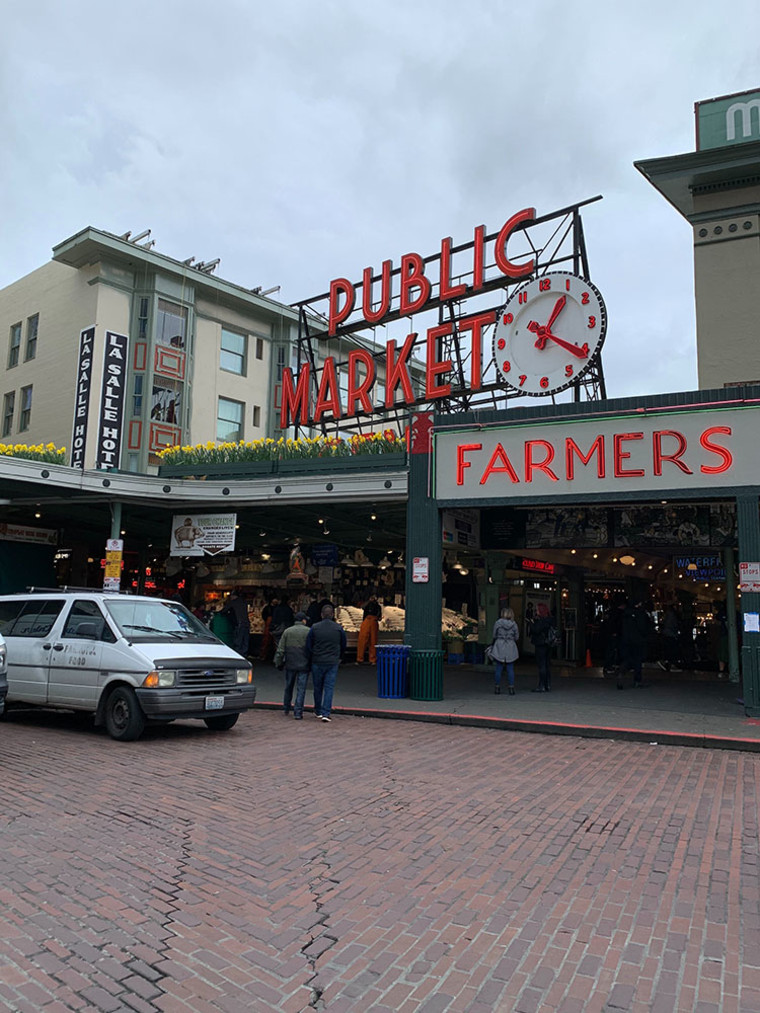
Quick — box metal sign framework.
[290,196,606,437]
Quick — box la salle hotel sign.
[433,407,760,501]
[280,209,538,428]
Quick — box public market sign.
[280,208,538,428]
[433,406,760,501]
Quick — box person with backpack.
[530,602,555,693]
[490,607,520,695]
[617,598,653,689]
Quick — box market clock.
[493,271,607,396]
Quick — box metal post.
[404,414,442,651]
[736,495,760,714]
[109,501,122,542]
[724,545,740,683]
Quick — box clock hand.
[534,329,589,358]
[544,295,566,332]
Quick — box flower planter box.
[158,461,276,479]
[160,452,407,480]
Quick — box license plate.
[205,695,225,710]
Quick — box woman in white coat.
[491,607,520,695]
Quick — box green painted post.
[404,413,442,651]
[736,495,760,714]
[724,545,740,683]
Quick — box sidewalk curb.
[252,702,760,752]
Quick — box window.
[252,405,261,428]
[151,378,182,424]
[1,598,64,638]
[19,385,32,432]
[255,336,264,360]
[220,327,247,375]
[25,314,39,361]
[8,322,21,368]
[2,391,14,437]
[138,297,149,339]
[62,601,115,642]
[156,299,187,349]
[132,375,144,416]
[276,346,286,380]
[217,397,244,442]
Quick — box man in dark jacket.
[305,604,346,722]
[618,599,652,689]
[270,598,294,646]
[274,612,311,719]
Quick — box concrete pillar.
[736,495,760,714]
[404,414,442,651]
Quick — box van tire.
[105,686,146,741]
[204,713,239,731]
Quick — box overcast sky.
[2,0,758,401]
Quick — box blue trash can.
[376,645,411,698]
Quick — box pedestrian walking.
[490,607,519,695]
[306,603,346,722]
[220,588,250,658]
[657,603,682,672]
[529,603,555,693]
[356,593,382,665]
[273,611,311,719]
[617,598,652,689]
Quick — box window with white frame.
[7,322,21,368]
[2,391,14,437]
[220,327,247,375]
[156,299,188,348]
[19,385,32,431]
[217,397,244,442]
[25,314,38,361]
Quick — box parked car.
[0,631,7,716]
[0,590,255,741]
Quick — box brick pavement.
[1,708,759,1011]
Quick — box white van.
[0,590,255,741]
[0,631,7,716]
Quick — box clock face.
[493,271,607,396]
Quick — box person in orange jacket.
[356,594,382,665]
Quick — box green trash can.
[210,611,234,647]
[408,649,444,701]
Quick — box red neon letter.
[525,440,559,482]
[653,430,693,476]
[457,443,482,486]
[346,349,375,416]
[480,443,520,485]
[494,208,536,279]
[565,435,605,480]
[459,311,496,392]
[613,432,645,477]
[472,225,485,292]
[425,323,453,400]
[313,357,342,423]
[279,364,311,429]
[439,237,467,303]
[700,426,733,474]
[399,253,431,316]
[385,333,416,407]
[362,260,392,324]
[328,278,355,336]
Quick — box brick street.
[1,708,758,1012]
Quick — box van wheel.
[105,686,146,741]
[204,713,239,731]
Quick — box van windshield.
[104,600,219,643]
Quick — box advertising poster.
[442,508,480,549]
[170,514,237,557]
[71,325,95,469]
[95,330,129,470]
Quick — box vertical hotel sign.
[70,326,95,469]
[96,331,129,470]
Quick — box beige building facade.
[0,228,300,471]
[636,89,760,390]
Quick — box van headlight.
[143,670,176,688]
[236,667,253,684]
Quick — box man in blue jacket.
[306,604,346,722]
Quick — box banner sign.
[442,508,480,548]
[696,89,760,151]
[434,406,760,502]
[95,331,129,470]
[674,555,725,581]
[71,325,95,469]
[0,522,58,545]
[311,543,339,567]
[170,514,237,557]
